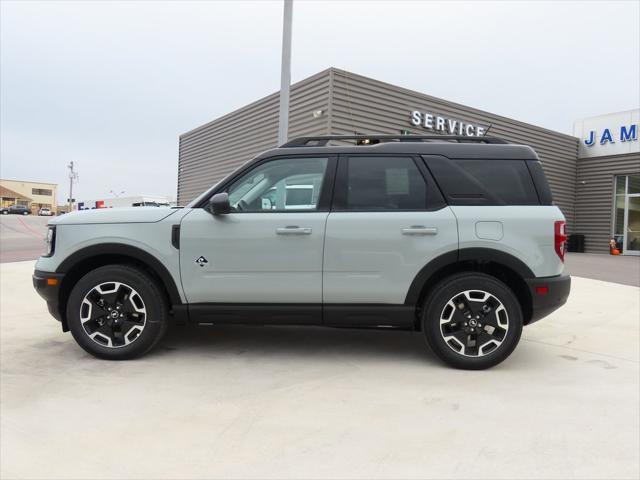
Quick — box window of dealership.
[613,175,640,255]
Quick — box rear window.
[345,156,428,210]
[424,157,540,206]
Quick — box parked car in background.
[1,205,31,215]
[38,208,53,216]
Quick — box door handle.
[401,226,438,236]
[276,226,312,235]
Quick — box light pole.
[278,0,293,146]
[67,161,78,211]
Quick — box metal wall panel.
[177,68,587,241]
[574,153,640,253]
[177,70,331,204]
[326,69,579,229]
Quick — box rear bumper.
[525,274,571,324]
[33,270,65,325]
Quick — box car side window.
[344,156,428,211]
[226,157,329,212]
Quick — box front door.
[180,156,334,304]
[623,194,640,255]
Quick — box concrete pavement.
[1,260,638,479]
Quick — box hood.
[50,207,179,225]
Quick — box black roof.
[257,135,539,160]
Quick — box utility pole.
[277,0,293,146]
[67,161,78,211]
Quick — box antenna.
[483,124,493,137]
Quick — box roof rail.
[281,134,509,148]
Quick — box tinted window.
[226,157,328,212]
[425,157,540,205]
[345,156,427,210]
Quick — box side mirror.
[209,193,231,215]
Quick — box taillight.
[554,220,567,262]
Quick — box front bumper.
[33,270,65,327]
[525,274,571,324]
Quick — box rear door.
[323,154,458,306]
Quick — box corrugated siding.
[327,69,579,229]
[575,153,640,253]
[177,70,331,204]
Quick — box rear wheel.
[67,265,168,360]
[422,273,523,369]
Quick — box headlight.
[45,226,56,256]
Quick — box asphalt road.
[0,215,49,263]
[565,252,640,287]
[1,260,638,479]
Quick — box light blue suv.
[33,135,571,369]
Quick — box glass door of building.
[624,194,640,255]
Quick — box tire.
[421,272,523,370]
[66,265,169,360]
[1,211,7,215]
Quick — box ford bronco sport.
[33,135,571,369]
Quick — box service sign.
[574,109,640,158]
[410,110,486,137]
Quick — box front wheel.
[22,211,28,215]
[67,265,169,360]
[422,273,523,370]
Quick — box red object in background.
[95,200,105,209]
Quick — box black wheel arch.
[55,243,183,330]
[406,248,534,329]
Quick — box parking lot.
[1,251,639,479]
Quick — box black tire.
[422,272,523,370]
[66,265,169,360]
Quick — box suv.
[1,204,31,215]
[33,135,571,369]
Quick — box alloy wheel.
[439,289,509,357]
[80,281,147,348]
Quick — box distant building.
[0,179,58,214]
[77,195,173,210]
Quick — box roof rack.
[281,134,509,148]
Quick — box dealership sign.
[410,110,486,137]
[583,124,638,146]
[574,110,640,159]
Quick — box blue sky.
[1,0,639,201]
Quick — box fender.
[56,243,183,305]
[404,248,535,306]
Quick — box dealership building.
[178,68,640,255]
